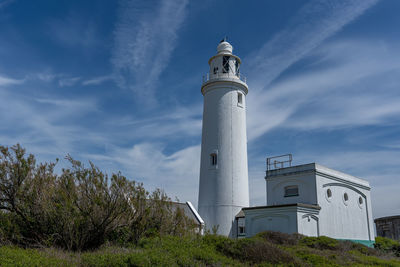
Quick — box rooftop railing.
[202,72,247,84]
[266,154,293,173]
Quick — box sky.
[0,0,399,219]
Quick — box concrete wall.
[266,170,317,206]
[297,208,320,237]
[244,206,298,237]
[315,165,374,241]
[244,205,319,237]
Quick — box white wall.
[244,205,319,237]
[266,169,317,206]
[263,163,374,241]
[316,171,374,241]
[244,206,298,237]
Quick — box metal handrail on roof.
[266,154,293,172]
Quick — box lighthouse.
[198,39,249,237]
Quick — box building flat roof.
[374,215,400,222]
[266,163,370,189]
[242,203,321,211]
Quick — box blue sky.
[0,0,399,219]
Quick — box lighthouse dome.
[217,41,233,54]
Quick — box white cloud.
[246,0,379,90]
[58,77,81,87]
[111,0,188,107]
[85,143,201,205]
[106,103,202,140]
[82,75,113,86]
[0,89,101,159]
[247,40,400,140]
[0,74,24,86]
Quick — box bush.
[0,144,198,251]
[0,246,68,266]
[300,236,340,250]
[375,236,400,256]
[256,231,302,246]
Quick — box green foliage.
[1,233,400,266]
[256,230,302,246]
[300,235,340,250]
[0,144,198,251]
[0,246,68,266]
[375,236,400,256]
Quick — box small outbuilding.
[375,215,400,241]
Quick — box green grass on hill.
[0,232,399,266]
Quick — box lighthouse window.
[210,153,217,166]
[223,56,230,73]
[238,92,243,105]
[235,60,240,75]
[284,185,299,197]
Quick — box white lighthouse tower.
[198,39,249,237]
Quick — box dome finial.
[220,36,228,43]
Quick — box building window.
[325,188,332,202]
[327,189,332,198]
[235,60,240,75]
[210,153,217,166]
[239,226,245,234]
[238,92,243,105]
[213,67,218,74]
[343,192,349,205]
[358,196,363,208]
[223,56,230,73]
[284,185,299,197]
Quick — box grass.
[0,232,399,266]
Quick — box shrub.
[256,231,302,246]
[374,236,400,256]
[0,246,68,266]
[0,144,198,251]
[300,236,339,250]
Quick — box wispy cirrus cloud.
[0,74,24,86]
[247,40,400,141]
[246,0,379,90]
[82,75,113,86]
[111,0,188,107]
[0,88,100,159]
[84,143,201,205]
[58,76,81,87]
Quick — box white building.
[198,39,249,237]
[241,163,375,246]
[197,40,375,247]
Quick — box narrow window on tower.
[210,153,217,166]
[222,56,230,73]
[238,92,243,104]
